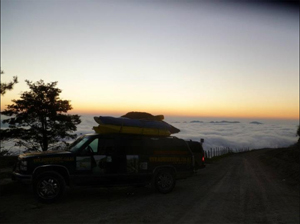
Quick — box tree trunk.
[41,116,48,151]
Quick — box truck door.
[99,139,127,175]
[74,137,99,184]
[75,138,97,171]
[76,138,120,176]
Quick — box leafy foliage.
[0,70,18,95]
[1,80,81,151]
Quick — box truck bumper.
[11,172,32,184]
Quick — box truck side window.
[90,138,99,153]
[84,138,99,154]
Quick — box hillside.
[259,143,300,185]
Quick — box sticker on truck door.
[76,156,91,170]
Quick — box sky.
[1,0,299,119]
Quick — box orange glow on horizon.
[71,105,299,120]
[2,96,298,120]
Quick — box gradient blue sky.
[1,0,299,119]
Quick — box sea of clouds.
[1,114,298,154]
[77,115,298,151]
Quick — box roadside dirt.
[1,149,299,224]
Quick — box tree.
[1,80,81,151]
[1,70,18,155]
[0,70,18,95]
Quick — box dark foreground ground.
[0,148,299,224]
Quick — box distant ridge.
[210,121,240,124]
[190,121,203,123]
[250,121,263,125]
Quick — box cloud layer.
[170,118,298,150]
[1,115,298,154]
[75,115,298,151]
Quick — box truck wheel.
[154,169,176,194]
[34,171,65,203]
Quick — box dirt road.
[1,150,299,223]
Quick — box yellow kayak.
[93,124,171,136]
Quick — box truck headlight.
[20,160,27,171]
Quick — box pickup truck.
[12,133,205,202]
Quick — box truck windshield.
[68,136,92,153]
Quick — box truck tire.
[33,171,66,203]
[154,169,176,194]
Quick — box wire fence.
[204,147,250,159]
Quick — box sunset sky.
[1,0,299,119]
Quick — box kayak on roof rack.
[94,116,180,134]
[92,112,179,136]
[93,124,171,136]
